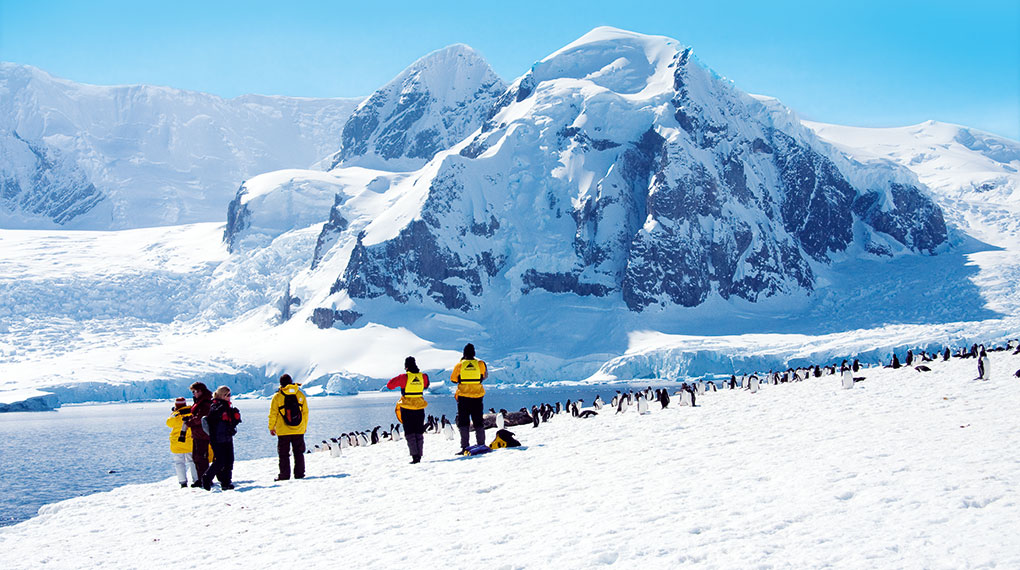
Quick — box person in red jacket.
[387,356,429,464]
[185,382,213,486]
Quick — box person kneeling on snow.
[387,357,429,464]
[166,397,198,488]
[200,386,241,491]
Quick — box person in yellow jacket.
[268,374,308,480]
[387,356,430,463]
[166,397,198,488]
[450,343,488,451]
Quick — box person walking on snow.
[185,382,213,487]
[269,374,308,480]
[200,386,241,491]
[166,397,198,488]
[387,357,430,464]
[451,343,487,451]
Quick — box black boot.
[410,455,421,464]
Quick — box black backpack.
[279,392,303,427]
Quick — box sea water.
[0,383,680,526]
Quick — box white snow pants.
[172,451,198,484]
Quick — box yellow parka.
[269,383,309,435]
[166,408,193,454]
[451,359,487,398]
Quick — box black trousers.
[192,438,210,478]
[400,407,426,458]
[400,407,426,435]
[456,396,485,448]
[204,440,234,486]
[276,434,306,479]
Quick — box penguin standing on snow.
[615,395,629,414]
[392,424,403,442]
[370,426,381,445]
[978,348,990,380]
[658,389,670,409]
[593,395,604,410]
[330,438,342,457]
[496,409,507,430]
[611,391,621,409]
[841,363,854,389]
[441,416,455,440]
[531,406,540,428]
[636,392,649,414]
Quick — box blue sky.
[2,0,1018,139]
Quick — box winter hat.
[174,397,187,409]
[404,356,419,373]
[279,373,293,387]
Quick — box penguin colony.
[307,339,1019,456]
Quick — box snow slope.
[0,63,362,229]
[2,351,1018,568]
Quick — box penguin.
[906,349,914,366]
[371,426,381,445]
[496,410,506,430]
[636,392,649,414]
[943,347,952,361]
[977,349,990,380]
[1013,369,1020,378]
[841,364,854,389]
[357,432,369,446]
[578,410,598,418]
[571,402,580,417]
[393,424,403,442]
[555,402,561,414]
[330,438,342,457]
[313,444,322,452]
[564,399,573,415]
[593,395,604,410]
[658,389,670,409]
[914,365,931,372]
[615,395,629,414]
[531,405,540,428]
[441,416,455,440]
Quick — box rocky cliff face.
[311,28,947,321]
[0,130,106,225]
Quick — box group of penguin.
[308,340,1019,456]
[310,424,405,456]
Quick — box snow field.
[2,351,1018,569]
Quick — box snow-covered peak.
[331,44,507,171]
[396,44,498,104]
[531,27,683,96]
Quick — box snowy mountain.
[0,63,362,229]
[287,27,948,330]
[329,44,507,171]
[804,120,1020,249]
[2,28,1016,410]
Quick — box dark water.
[0,383,661,527]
